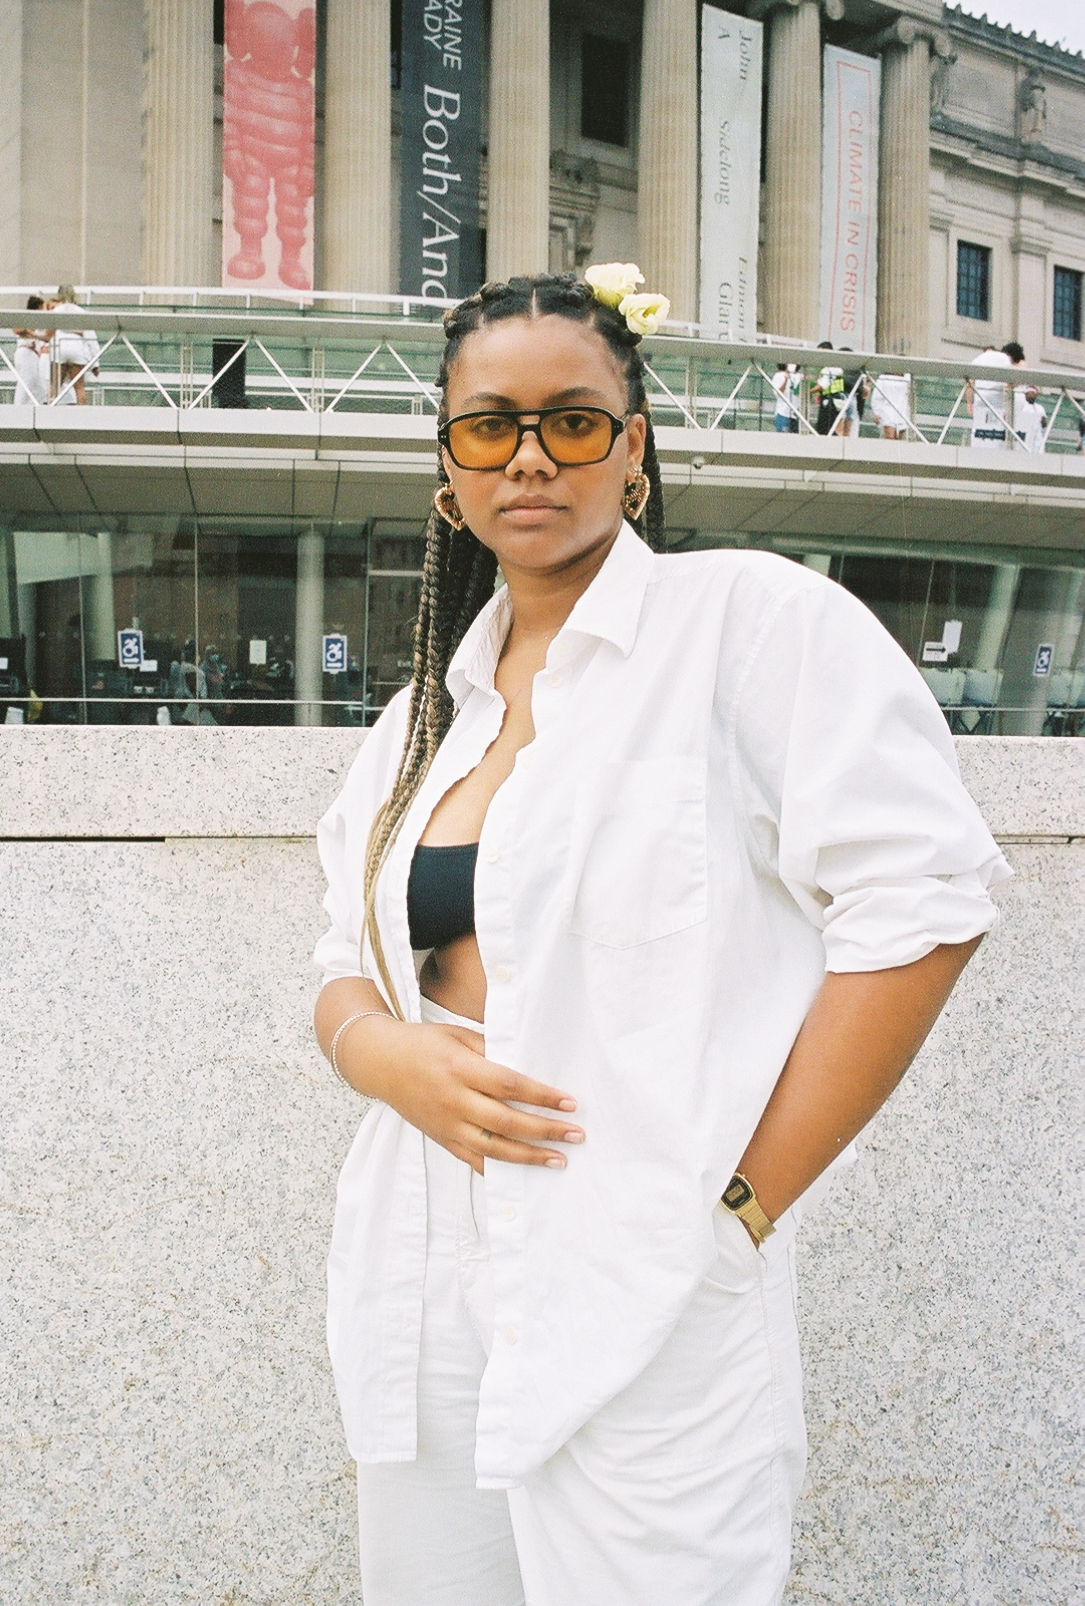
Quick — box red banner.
[223,0,316,292]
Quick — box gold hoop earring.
[622,469,650,522]
[433,483,467,530]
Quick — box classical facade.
[3,0,1084,362]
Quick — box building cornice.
[930,113,1085,194]
[942,4,1085,82]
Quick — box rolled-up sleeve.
[736,575,1011,972]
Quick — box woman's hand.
[330,1008,584,1175]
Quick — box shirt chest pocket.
[565,758,708,948]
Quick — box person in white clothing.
[870,371,912,439]
[967,341,1024,448]
[1012,384,1047,453]
[313,268,1009,1606]
[11,295,52,405]
[770,362,801,433]
[48,284,100,405]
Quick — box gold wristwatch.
[721,1173,775,1244]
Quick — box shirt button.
[499,1203,517,1221]
[485,847,499,864]
[494,964,512,983]
[502,1325,519,1345]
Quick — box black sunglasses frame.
[438,405,628,470]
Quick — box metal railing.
[4,287,1085,453]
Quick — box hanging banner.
[699,5,762,341]
[820,45,880,349]
[222,0,316,293]
[400,0,484,301]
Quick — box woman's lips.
[499,499,564,523]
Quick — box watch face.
[723,1176,754,1211]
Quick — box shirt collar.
[445,521,655,703]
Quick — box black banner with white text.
[399,0,483,301]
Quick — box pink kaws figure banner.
[222,0,316,293]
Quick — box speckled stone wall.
[1,731,1082,1605]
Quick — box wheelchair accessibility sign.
[117,628,143,670]
[1033,643,1054,677]
[322,633,348,675]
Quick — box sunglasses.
[439,406,628,470]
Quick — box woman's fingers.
[460,1087,584,1150]
[471,1128,570,1169]
[470,1057,579,1115]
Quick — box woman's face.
[442,314,647,580]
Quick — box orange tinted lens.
[540,409,614,463]
[447,414,519,467]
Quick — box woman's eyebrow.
[458,386,612,408]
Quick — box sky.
[952,1,1085,56]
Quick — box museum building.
[1,0,1084,733]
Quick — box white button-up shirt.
[315,523,1009,1489]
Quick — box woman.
[770,360,801,433]
[12,295,51,406]
[49,284,100,405]
[313,268,1009,1606]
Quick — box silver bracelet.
[329,1011,391,1093]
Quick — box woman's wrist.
[329,1009,400,1099]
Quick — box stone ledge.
[2,728,1082,842]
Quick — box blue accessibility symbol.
[117,628,143,670]
[322,633,348,675]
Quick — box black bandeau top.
[407,843,478,950]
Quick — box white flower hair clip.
[584,262,671,336]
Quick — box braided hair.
[362,271,667,1011]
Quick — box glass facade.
[3,518,1082,736]
[0,517,422,728]
[957,241,992,322]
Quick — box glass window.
[581,34,630,147]
[793,548,1085,738]
[956,241,991,322]
[1053,266,1083,342]
[1,519,198,726]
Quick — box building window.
[581,35,630,147]
[1053,266,1083,342]
[956,241,991,322]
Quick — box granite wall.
[1,731,1082,1606]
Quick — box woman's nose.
[505,425,557,478]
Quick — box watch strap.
[721,1172,775,1244]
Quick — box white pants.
[355,1001,807,1606]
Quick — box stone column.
[997,567,1071,736]
[324,0,392,295]
[1,525,17,641]
[294,527,325,727]
[487,0,550,282]
[761,0,823,341]
[142,0,215,285]
[637,0,698,323]
[85,532,116,664]
[974,564,1019,671]
[877,22,931,356]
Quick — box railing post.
[310,348,326,413]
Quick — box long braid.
[362,272,666,1012]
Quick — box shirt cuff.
[822,869,1006,972]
